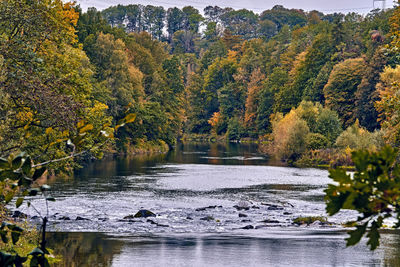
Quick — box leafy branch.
[325,145,400,250]
[0,113,136,266]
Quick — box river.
[19,143,400,266]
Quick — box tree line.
[2,1,400,167]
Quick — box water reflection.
[48,232,400,267]
[26,143,400,265]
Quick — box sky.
[75,0,395,14]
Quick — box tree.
[376,65,400,147]
[182,6,203,33]
[257,67,288,133]
[260,5,307,30]
[204,6,225,23]
[324,58,366,128]
[0,0,111,165]
[186,73,210,133]
[142,5,166,40]
[258,19,278,39]
[125,4,142,32]
[91,33,144,117]
[220,9,259,39]
[270,110,310,161]
[102,5,126,28]
[167,7,185,41]
[244,68,265,136]
[315,109,343,145]
[354,49,387,131]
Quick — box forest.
[1,1,400,168]
[2,1,400,265]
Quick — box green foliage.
[324,58,366,128]
[315,108,343,144]
[325,145,400,250]
[260,5,307,30]
[335,121,384,150]
[226,117,245,141]
[305,133,330,150]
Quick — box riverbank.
[119,139,170,155]
[181,135,355,169]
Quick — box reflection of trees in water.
[383,232,400,266]
[48,232,124,267]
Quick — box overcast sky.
[76,0,395,14]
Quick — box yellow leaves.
[124,114,136,124]
[62,2,79,26]
[227,50,238,61]
[45,128,53,135]
[79,124,94,134]
[16,110,33,124]
[92,101,109,112]
[208,112,221,128]
[77,120,85,129]
[389,2,400,50]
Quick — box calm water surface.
[20,143,400,266]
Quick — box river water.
[19,143,400,266]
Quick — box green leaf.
[28,188,39,196]
[21,156,32,175]
[11,231,21,244]
[16,197,24,208]
[346,222,367,247]
[19,176,32,187]
[1,169,21,180]
[11,152,26,170]
[5,191,15,204]
[32,167,46,181]
[0,229,8,243]
[367,218,383,250]
[329,168,351,184]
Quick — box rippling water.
[17,143,400,266]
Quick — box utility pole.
[373,0,386,10]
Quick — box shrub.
[335,121,384,150]
[226,117,244,141]
[315,108,343,144]
[305,133,330,150]
[270,110,310,161]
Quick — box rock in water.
[134,209,156,218]
[76,216,90,221]
[200,216,215,221]
[234,200,250,211]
